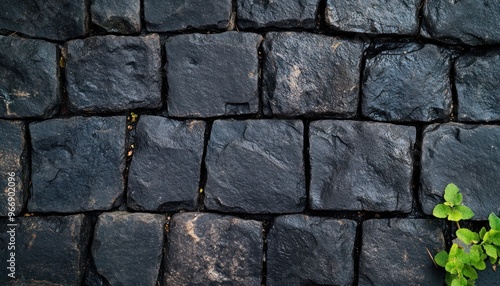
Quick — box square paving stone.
[359,219,446,285]
[205,120,305,214]
[165,212,263,285]
[127,116,205,211]
[310,120,415,212]
[326,0,420,35]
[0,0,88,41]
[166,32,262,118]
[29,116,126,213]
[263,32,363,117]
[0,36,60,118]
[0,214,91,285]
[92,212,165,286]
[91,0,141,34]
[455,51,500,122]
[362,43,452,122]
[267,215,357,286]
[420,123,500,220]
[237,0,319,29]
[145,0,232,32]
[65,35,162,113]
[0,120,28,216]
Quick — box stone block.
[91,0,141,34]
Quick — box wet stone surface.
[420,123,500,220]
[165,212,263,285]
[29,116,126,213]
[0,36,59,119]
[91,0,141,34]
[267,215,357,286]
[205,120,305,214]
[65,35,162,113]
[309,120,415,212]
[127,116,205,211]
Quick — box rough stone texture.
[455,52,500,122]
[476,261,500,285]
[205,120,305,213]
[362,43,452,122]
[0,0,88,41]
[165,212,263,285]
[93,212,165,286]
[237,0,319,29]
[267,215,357,286]
[145,0,232,32]
[422,1,500,45]
[29,116,126,213]
[128,116,205,211]
[420,123,500,220]
[65,35,162,113]
[0,36,59,118]
[91,0,141,34]
[326,0,420,35]
[263,32,364,117]
[0,120,28,216]
[310,120,415,212]
[359,219,446,285]
[166,32,262,117]
[0,214,91,285]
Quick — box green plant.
[432,183,500,286]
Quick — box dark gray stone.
[65,35,162,113]
[237,0,319,29]
[362,43,452,122]
[420,123,500,220]
[127,116,205,211]
[29,116,126,213]
[93,212,165,286]
[0,214,91,285]
[422,1,500,45]
[310,120,415,212]
[455,52,500,122]
[326,0,420,35]
[145,0,232,32]
[263,32,364,117]
[359,219,446,285]
[165,212,263,285]
[0,0,88,41]
[205,120,305,214]
[0,36,59,118]
[166,32,262,117]
[267,215,357,286]
[91,0,141,34]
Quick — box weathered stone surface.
[0,120,27,216]
[326,0,419,35]
[420,123,500,220]
[128,116,205,211]
[263,32,363,117]
[476,261,500,285]
[93,212,164,286]
[310,120,415,212]
[205,120,305,213]
[166,32,262,117]
[0,0,87,41]
[29,116,126,213]
[0,214,91,285]
[237,0,318,29]
[455,52,500,122]
[362,43,452,122]
[91,0,141,34]
[145,0,232,32]
[267,215,357,286]
[65,35,161,112]
[165,212,263,285]
[359,219,445,285]
[0,36,59,118]
[422,1,500,45]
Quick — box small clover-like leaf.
[483,230,500,246]
[448,209,463,222]
[456,205,474,220]
[451,276,467,286]
[462,264,478,279]
[471,258,486,270]
[483,244,497,259]
[433,204,452,218]
[435,251,449,267]
[479,227,487,240]
[488,213,500,230]
[444,183,462,206]
[456,229,480,245]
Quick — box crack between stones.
[261,219,272,286]
[82,211,112,286]
[197,120,213,211]
[303,120,312,212]
[449,57,459,121]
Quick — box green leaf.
[488,213,500,230]
[433,204,452,218]
[456,205,474,220]
[445,273,455,286]
[446,261,462,274]
[451,276,467,286]
[479,227,487,240]
[456,229,480,245]
[444,183,462,206]
[471,259,486,270]
[448,209,463,221]
[483,230,500,246]
[435,251,449,267]
[462,264,478,279]
[484,244,498,259]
